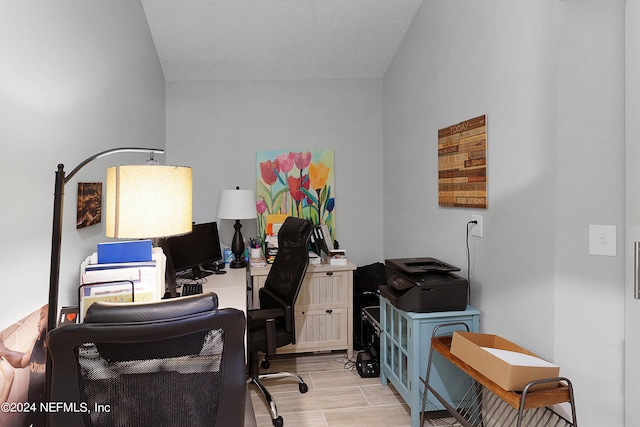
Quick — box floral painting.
[256,149,335,240]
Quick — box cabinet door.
[278,307,348,353]
[382,304,410,391]
[297,271,350,308]
[253,271,350,307]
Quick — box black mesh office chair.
[47,293,250,427]
[247,217,313,427]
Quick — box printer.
[381,257,468,313]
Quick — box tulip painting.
[256,149,335,241]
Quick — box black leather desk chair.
[48,293,250,427]
[247,217,313,427]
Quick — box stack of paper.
[80,247,166,309]
[78,281,136,321]
[265,235,278,264]
[480,347,559,368]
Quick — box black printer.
[380,257,468,313]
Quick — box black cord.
[466,221,477,305]
[334,353,358,375]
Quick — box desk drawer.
[277,307,348,353]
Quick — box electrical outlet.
[471,215,483,238]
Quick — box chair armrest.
[248,307,284,355]
[247,307,284,322]
[259,288,289,309]
[259,288,294,333]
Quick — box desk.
[201,267,249,362]
[201,267,248,315]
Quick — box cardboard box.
[450,331,560,392]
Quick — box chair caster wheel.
[272,415,284,427]
[261,359,270,369]
[299,382,308,393]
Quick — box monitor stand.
[179,266,214,280]
[202,263,227,275]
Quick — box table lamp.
[217,186,257,268]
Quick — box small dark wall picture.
[77,182,102,229]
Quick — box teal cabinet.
[380,297,480,427]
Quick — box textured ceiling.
[141,0,423,81]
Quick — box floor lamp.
[46,147,192,408]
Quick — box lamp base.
[230,219,247,269]
[230,258,246,269]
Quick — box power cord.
[466,220,477,305]
[334,352,359,376]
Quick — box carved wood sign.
[438,115,487,208]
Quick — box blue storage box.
[97,240,153,264]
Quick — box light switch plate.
[589,225,616,256]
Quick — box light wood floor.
[248,351,413,427]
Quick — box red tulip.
[260,159,279,185]
[288,175,310,202]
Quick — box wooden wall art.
[438,115,487,208]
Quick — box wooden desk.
[201,267,248,315]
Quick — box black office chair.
[47,293,249,427]
[247,217,314,427]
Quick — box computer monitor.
[165,221,224,280]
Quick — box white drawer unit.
[250,261,356,354]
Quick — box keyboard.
[181,283,203,296]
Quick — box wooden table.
[421,334,578,427]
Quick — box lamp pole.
[48,164,65,341]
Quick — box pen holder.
[249,248,262,259]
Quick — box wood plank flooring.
[249,352,414,427]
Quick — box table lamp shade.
[106,165,193,239]
[217,189,257,220]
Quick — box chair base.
[248,371,308,427]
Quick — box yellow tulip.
[309,162,329,190]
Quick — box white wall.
[165,79,384,266]
[555,1,625,423]
[383,0,625,425]
[0,0,166,329]
[626,1,640,425]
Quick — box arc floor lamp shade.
[106,165,193,239]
